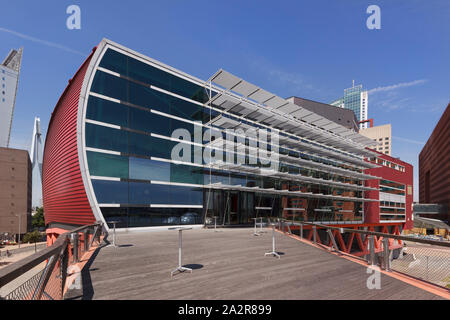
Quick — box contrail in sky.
[368,79,428,94]
[0,27,86,57]
[392,136,425,145]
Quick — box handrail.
[0,222,103,289]
[279,219,450,248]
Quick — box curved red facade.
[42,53,95,227]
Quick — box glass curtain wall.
[85,48,368,228]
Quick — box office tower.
[0,48,23,148]
[331,81,368,130]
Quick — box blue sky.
[1,0,449,200]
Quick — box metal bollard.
[300,223,303,238]
[383,238,391,271]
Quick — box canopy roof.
[208,69,378,160]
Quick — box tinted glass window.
[99,48,211,103]
[87,151,129,179]
[86,95,128,127]
[128,133,192,160]
[129,108,170,135]
[91,70,206,122]
[170,164,204,185]
[91,71,128,101]
[129,182,170,204]
[169,186,203,205]
[129,158,170,181]
[92,180,129,204]
[101,207,129,228]
[85,123,128,153]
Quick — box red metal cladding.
[42,53,95,227]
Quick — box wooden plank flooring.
[80,228,443,300]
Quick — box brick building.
[0,147,32,240]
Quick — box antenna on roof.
[352,80,355,88]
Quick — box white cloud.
[368,79,428,94]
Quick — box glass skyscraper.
[331,83,368,130]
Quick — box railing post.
[368,235,375,266]
[84,229,89,252]
[97,224,102,243]
[89,224,99,248]
[327,228,339,253]
[383,237,391,271]
[32,255,57,300]
[73,233,79,263]
[312,225,317,244]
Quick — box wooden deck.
[77,228,443,300]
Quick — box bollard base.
[264,251,281,259]
[171,266,193,278]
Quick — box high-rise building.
[359,124,392,156]
[30,117,43,208]
[331,82,368,130]
[0,48,23,148]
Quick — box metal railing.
[0,222,104,300]
[277,219,450,290]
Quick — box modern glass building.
[43,39,389,232]
[331,83,368,130]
